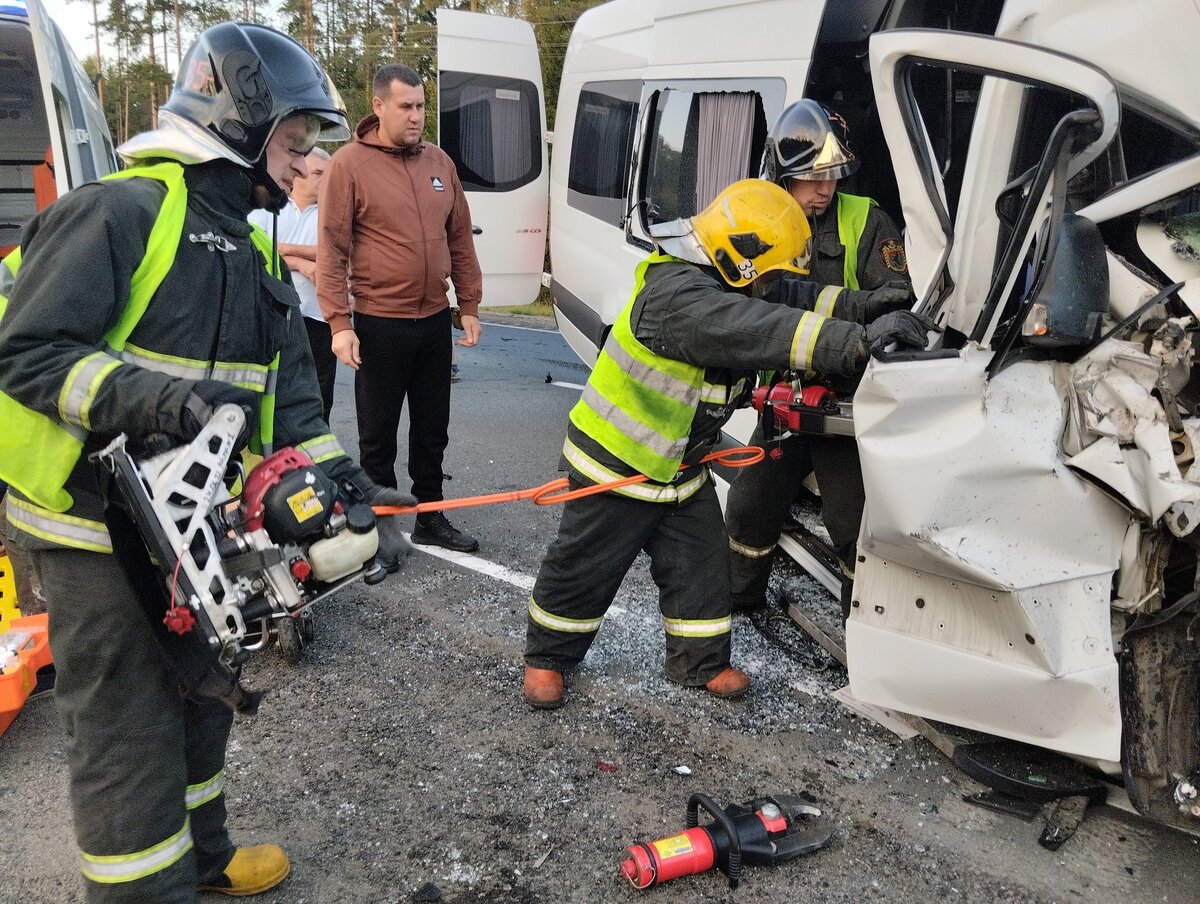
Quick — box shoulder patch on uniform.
[431,176,444,192]
[879,238,907,274]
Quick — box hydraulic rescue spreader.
[750,380,854,441]
[620,792,833,889]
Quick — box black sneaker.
[412,511,479,553]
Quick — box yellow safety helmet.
[652,179,811,288]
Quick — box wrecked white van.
[850,15,1200,832]
[443,0,1200,832]
[0,0,116,258]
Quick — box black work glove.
[839,283,915,324]
[178,380,260,451]
[865,311,937,354]
[364,484,418,575]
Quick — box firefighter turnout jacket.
[563,251,868,499]
[0,160,357,553]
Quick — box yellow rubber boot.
[198,844,290,897]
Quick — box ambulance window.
[0,24,51,248]
[641,88,766,228]
[567,80,640,227]
[439,71,541,192]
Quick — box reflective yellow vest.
[0,161,280,513]
[569,251,709,484]
[835,192,873,290]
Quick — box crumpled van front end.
[850,11,1200,831]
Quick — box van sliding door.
[436,9,548,308]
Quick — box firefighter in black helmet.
[725,99,916,616]
[0,22,413,901]
[760,99,910,291]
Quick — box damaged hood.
[1065,310,1200,536]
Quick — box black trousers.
[526,479,733,686]
[10,535,235,902]
[303,316,337,424]
[353,308,453,501]
[725,424,864,609]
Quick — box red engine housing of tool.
[750,382,837,432]
[241,448,338,543]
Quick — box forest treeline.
[68,0,605,145]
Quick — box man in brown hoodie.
[317,63,483,554]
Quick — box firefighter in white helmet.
[523,179,931,709]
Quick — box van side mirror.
[1021,213,1108,347]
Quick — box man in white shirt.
[249,147,336,420]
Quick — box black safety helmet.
[163,22,349,167]
[761,99,859,185]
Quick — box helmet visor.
[780,131,857,182]
[316,76,352,142]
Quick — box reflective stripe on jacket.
[563,254,845,502]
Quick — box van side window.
[567,80,640,227]
[641,88,766,228]
[101,136,117,174]
[439,70,541,192]
[51,87,75,190]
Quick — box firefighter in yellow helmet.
[523,179,931,709]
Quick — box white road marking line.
[550,381,586,391]
[483,321,559,334]
[406,538,632,625]
[406,534,535,591]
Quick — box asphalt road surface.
[2,314,1199,903]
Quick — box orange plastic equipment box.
[0,612,52,737]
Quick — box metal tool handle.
[687,793,743,888]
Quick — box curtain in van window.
[694,92,756,211]
[455,84,531,188]
[458,89,495,185]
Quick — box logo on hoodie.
[431,176,444,192]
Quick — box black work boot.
[411,511,479,553]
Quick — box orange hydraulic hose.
[371,445,764,517]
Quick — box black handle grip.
[687,793,743,888]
